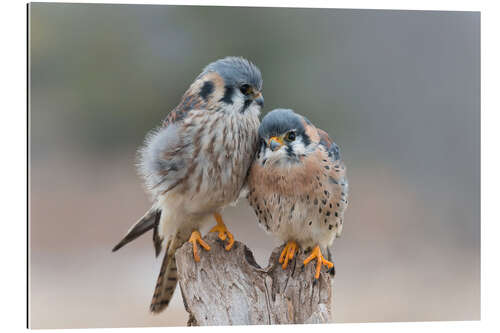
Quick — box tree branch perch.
[175,232,334,325]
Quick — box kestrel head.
[190,56,264,114]
[257,108,317,164]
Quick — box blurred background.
[28,3,480,329]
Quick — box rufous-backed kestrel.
[113,57,264,313]
[247,108,348,279]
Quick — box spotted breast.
[247,108,348,279]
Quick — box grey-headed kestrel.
[112,57,264,313]
[247,109,348,279]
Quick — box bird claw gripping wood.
[210,213,235,251]
[303,245,334,279]
[188,230,211,262]
[279,241,298,269]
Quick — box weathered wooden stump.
[175,232,334,325]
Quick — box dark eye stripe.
[241,99,252,113]
[219,86,234,104]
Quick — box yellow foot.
[279,241,298,269]
[188,230,210,262]
[209,212,235,251]
[303,245,334,279]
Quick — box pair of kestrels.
[112,57,349,313]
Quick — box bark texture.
[175,232,334,326]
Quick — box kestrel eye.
[285,131,296,142]
[240,84,252,96]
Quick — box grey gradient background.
[29,3,480,329]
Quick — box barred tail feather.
[112,207,161,254]
[150,240,180,313]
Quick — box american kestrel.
[247,109,348,279]
[112,57,264,313]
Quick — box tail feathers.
[150,240,179,314]
[112,207,162,254]
[152,225,163,257]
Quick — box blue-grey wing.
[138,122,193,198]
[138,86,208,199]
[317,128,348,238]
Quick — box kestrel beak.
[253,91,264,107]
[269,136,284,151]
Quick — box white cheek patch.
[222,94,244,113]
[263,146,288,162]
[261,136,310,167]
[290,137,307,155]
